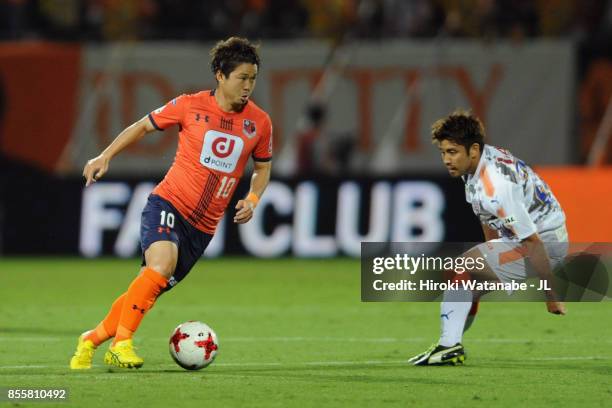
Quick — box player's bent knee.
[144,241,178,279]
[148,262,175,279]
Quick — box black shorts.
[140,194,213,291]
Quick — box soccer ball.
[169,321,219,370]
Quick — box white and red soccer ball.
[169,321,219,370]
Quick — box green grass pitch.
[1,258,611,407]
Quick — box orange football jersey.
[148,90,272,233]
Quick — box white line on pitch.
[0,336,412,343]
[0,360,407,370]
[529,356,612,361]
[2,357,611,371]
[0,365,50,369]
[1,336,611,344]
[209,337,420,343]
[0,337,64,342]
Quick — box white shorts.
[475,225,569,284]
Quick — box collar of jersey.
[464,144,490,185]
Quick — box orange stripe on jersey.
[498,247,527,265]
[480,166,495,197]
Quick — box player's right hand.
[546,300,566,315]
[83,154,110,186]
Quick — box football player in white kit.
[409,110,568,366]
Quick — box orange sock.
[112,267,168,345]
[84,293,126,347]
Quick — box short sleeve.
[148,95,188,130]
[495,180,537,240]
[252,117,273,162]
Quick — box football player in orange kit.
[70,37,272,369]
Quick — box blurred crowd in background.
[0,0,611,168]
[1,0,611,43]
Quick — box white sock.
[438,288,473,347]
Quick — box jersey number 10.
[216,176,236,198]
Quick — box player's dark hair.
[431,110,485,153]
[210,37,260,80]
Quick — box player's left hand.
[234,200,255,224]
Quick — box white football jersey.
[463,145,566,242]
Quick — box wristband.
[245,192,259,207]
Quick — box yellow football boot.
[70,332,96,369]
[104,339,144,369]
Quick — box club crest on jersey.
[243,119,256,139]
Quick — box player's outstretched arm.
[522,233,566,315]
[234,160,271,224]
[83,116,157,186]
